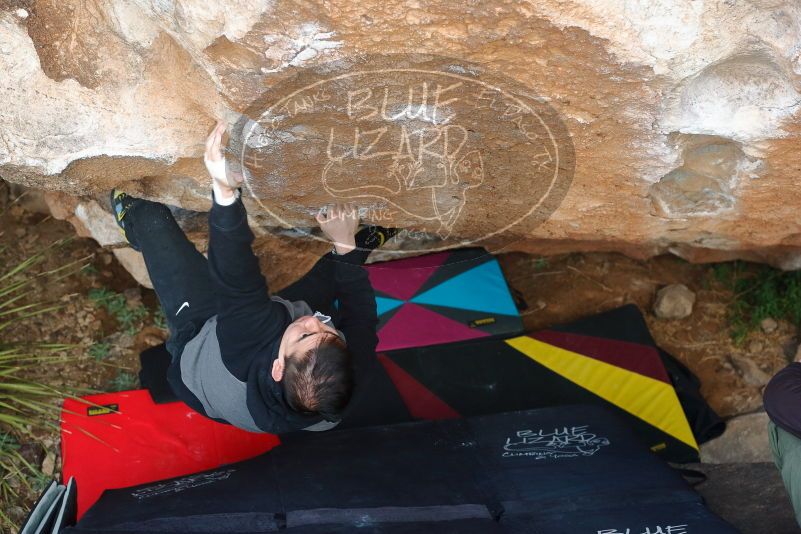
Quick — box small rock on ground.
[653,284,696,319]
[761,317,778,334]
[719,388,764,417]
[41,452,56,477]
[729,352,773,388]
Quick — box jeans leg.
[770,421,801,528]
[275,253,340,317]
[126,200,216,354]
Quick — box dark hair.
[284,334,353,421]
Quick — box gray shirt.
[179,296,343,433]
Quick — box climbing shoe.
[109,189,141,251]
[355,225,399,251]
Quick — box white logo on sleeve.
[176,302,190,316]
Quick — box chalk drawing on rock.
[236,54,575,254]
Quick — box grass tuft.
[0,236,88,531]
[532,258,549,271]
[88,342,111,361]
[153,307,167,330]
[710,261,801,344]
[109,371,138,392]
[89,287,148,335]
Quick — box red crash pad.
[61,390,279,518]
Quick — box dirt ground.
[0,188,793,529]
[0,197,167,527]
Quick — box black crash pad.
[67,405,736,533]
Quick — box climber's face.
[273,315,342,381]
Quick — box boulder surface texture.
[2,1,801,267]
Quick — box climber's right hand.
[204,121,243,200]
[316,203,359,255]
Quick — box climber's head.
[274,315,353,421]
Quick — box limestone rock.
[653,284,696,319]
[760,317,778,334]
[700,412,773,464]
[719,387,765,418]
[43,192,154,287]
[729,352,772,388]
[41,452,56,477]
[1,1,801,273]
[113,249,153,289]
[691,463,799,532]
[43,192,120,247]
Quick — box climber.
[764,362,801,526]
[109,121,397,433]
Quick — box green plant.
[0,432,46,527]
[0,241,78,337]
[109,371,138,392]
[80,264,99,276]
[711,261,801,344]
[0,346,73,432]
[533,257,549,271]
[88,342,111,361]
[711,262,735,286]
[0,239,89,531]
[153,307,167,330]
[89,287,148,335]
[0,240,86,429]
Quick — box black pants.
[126,199,341,358]
[129,199,412,424]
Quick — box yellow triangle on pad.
[505,336,698,450]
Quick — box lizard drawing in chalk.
[322,123,485,239]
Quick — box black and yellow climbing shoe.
[355,225,399,251]
[109,189,141,251]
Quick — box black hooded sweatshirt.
[166,196,378,433]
